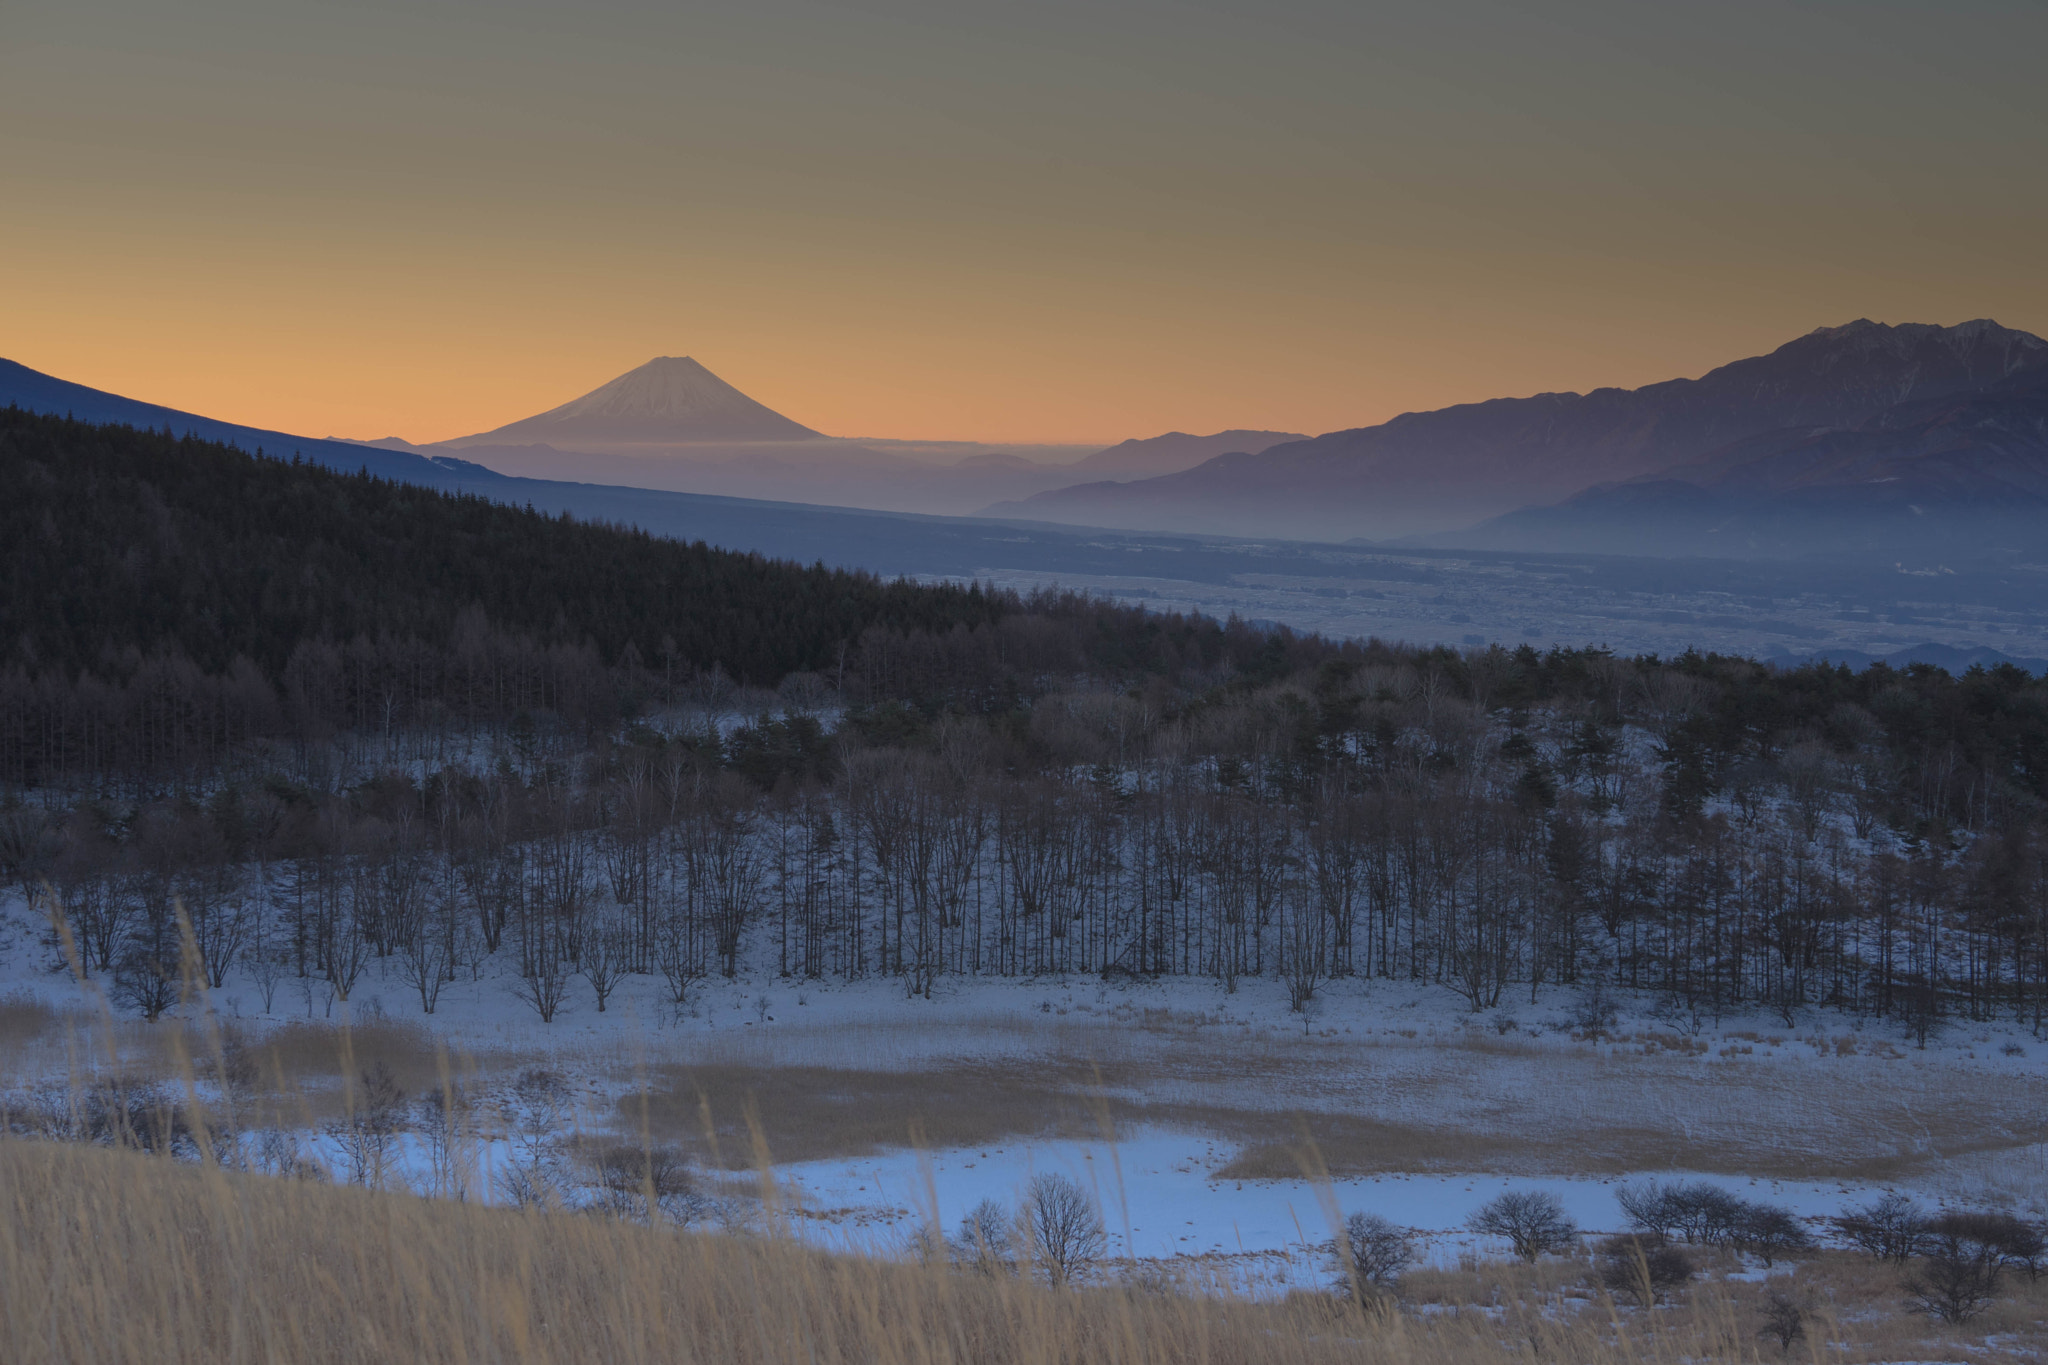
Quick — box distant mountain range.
[1069,429,1306,479]
[7,353,2047,673]
[986,320,2048,550]
[14,320,2047,567]
[354,358,1291,517]
[1457,363,2048,558]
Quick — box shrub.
[1757,1289,1811,1353]
[949,1198,1015,1276]
[1735,1203,1816,1266]
[1467,1191,1577,1262]
[1595,1233,1692,1305]
[1836,1192,1926,1265]
[1620,1181,1812,1262]
[1332,1212,1415,1299]
[1903,1212,2008,1323]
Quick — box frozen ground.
[772,1133,1891,1292]
[3,895,2040,1282]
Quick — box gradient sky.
[5,0,2044,445]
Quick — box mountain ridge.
[1447,366,2048,559]
[1071,429,1308,479]
[0,358,466,487]
[985,319,2048,541]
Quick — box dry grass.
[0,990,58,1050]
[238,1016,479,1120]
[6,1136,2046,1364]
[631,1059,1133,1167]
[611,1007,2048,1181]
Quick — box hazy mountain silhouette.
[411,357,1318,518]
[444,356,822,446]
[986,320,2048,542]
[1073,429,1307,479]
[1451,366,2048,559]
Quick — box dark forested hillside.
[0,408,1292,783]
[0,407,1005,683]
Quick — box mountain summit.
[445,356,822,447]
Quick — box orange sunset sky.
[5,0,2044,446]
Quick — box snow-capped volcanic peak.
[451,356,823,446]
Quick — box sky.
[4,0,2045,445]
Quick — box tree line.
[6,644,2048,1039]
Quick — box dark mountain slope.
[0,358,470,487]
[0,407,1003,686]
[1460,369,2048,560]
[992,320,2048,541]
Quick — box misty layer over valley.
[328,321,2048,562]
[12,325,2048,680]
[350,356,1308,518]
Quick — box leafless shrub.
[1595,1233,1692,1306]
[327,1061,407,1189]
[949,1198,1016,1276]
[1736,1203,1816,1266]
[1756,1289,1811,1352]
[1836,1192,1927,1265]
[586,1141,708,1224]
[498,1068,574,1208]
[1620,1180,1808,1260]
[1904,1212,2010,1323]
[1467,1190,1577,1262]
[1332,1211,1414,1299]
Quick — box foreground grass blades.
[7,1137,2046,1365]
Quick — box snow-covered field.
[3,892,2039,1288]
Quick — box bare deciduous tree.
[414,1081,479,1201]
[1468,1190,1577,1262]
[498,1068,574,1208]
[511,930,571,1024]
[1020,1173,1106,1287]
[328,1062,407,1189]
[579,904,630,1013]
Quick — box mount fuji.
[442,356,822,447]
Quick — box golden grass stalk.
[0,1133,1902,1365]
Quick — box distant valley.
[9,332,2048,671]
